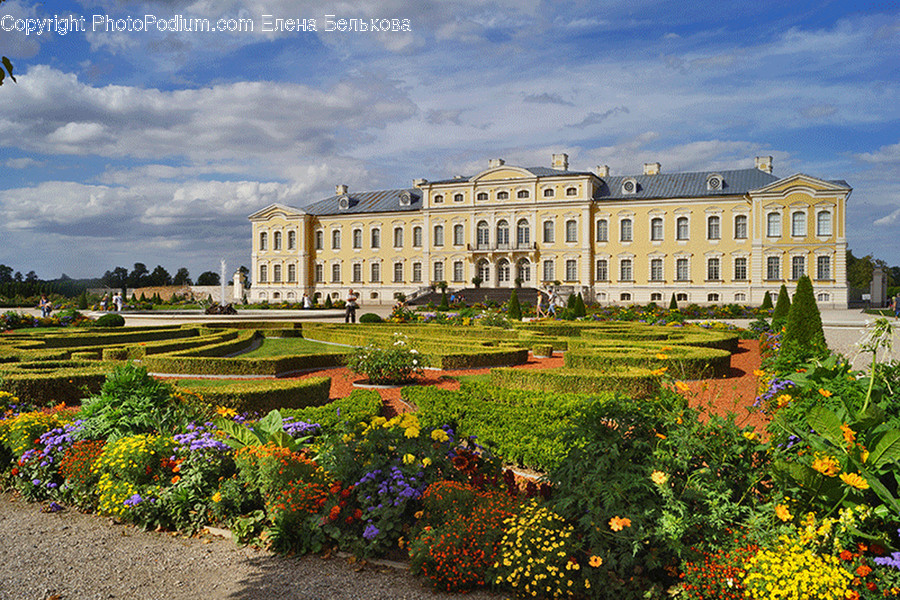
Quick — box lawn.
[238,337,338,357]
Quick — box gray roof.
[304,188,422,216]
[594,168,780,201]
[429,166,594,184]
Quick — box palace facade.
[249,154,849,307]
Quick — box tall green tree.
[173,267,192,286]
[760,291,773,310]
[196,271,220,286]
[783,275,826,357]
[507,288,522,321]
[771,284,791,328]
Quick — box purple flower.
[123,493,143,507]
[362,524,379,540]
[31,478,41,486]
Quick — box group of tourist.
[98,292,124,312]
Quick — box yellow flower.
[675,381,691,393]
[811,453,841,477]
[753,369,765,377]
[777,394,792,407]
[212,492,222,503]
[840,423,856,445]
[651,366,668,376]
[404,427,420,438]
[650,470,668,485]
[655,353,669,360]
[608,516,631,531]
[819,388,833,398]
[403,453,415,465]
[422,457,432,467]
[839,472,869,490]
[430,428,449,442]
[215,406,237,418]
[743,431,758,441]
[775,504,792,522]
[589,555,603,567]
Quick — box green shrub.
[574,292,586,317]
[532,343,553,357]
[280,389,382,432]
[174,376,331,414]
[324,295,333,309]
[0,368,110,406]
[669,293,678,310]
[70,351,101,361]
[782,275,826,359]
[760,291,773,310]
[358,313,383,324]
[490,366,659,398]
[94,313,126,328]
[507,289,522,321]
[771,284,791,329]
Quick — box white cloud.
[874,208,900,226]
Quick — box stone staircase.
[406,287,541,307]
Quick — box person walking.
[39,295,52,318]
[100,294,109,311]
[302,293,312,309]
[547,287,559,317]
[113,292,124,312]
[345,288,359,323]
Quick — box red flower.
[840,550,854,561]
[866,581,877,592]
[856,564,872,577]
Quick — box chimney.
[552,153,569,171]
[413,178,427,187]
[643,162,661,175]
[488,158,505,168]
[335,184,348,195]
[595,165,609,177]
[755,156,773,173]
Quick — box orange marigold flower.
[775,504,792,522]
[841,423,856,445]
[609,516,632,532]
[171,475,180,484]
[840,550,854,561]
[857,564,873,577]
[840,472,869,490]
[777,394,792,407]
[811,453,841,477]
[753,369,765,377]
[819,388,832,398]
[651,367,668,376]
[589,555,603,567]
[650,470,668,485]
[675,381,690,393]
[655,353,669,361]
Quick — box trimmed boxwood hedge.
[0,367,111,406]
[173,376,331,414]
[564,344,731,379]
[490,366,659,397]
[142,352,346,377]
[280,389,383,430]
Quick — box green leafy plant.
[94,313,125,327]
[507,288,522,321]
[214,409,308,451]
[771,284,791,329]
[345,333,424,385]
[760,291,773,310]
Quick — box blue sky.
[0,1,898,280]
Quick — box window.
[412,262,422,283]
[596,219,608,242]
[566,219,578,242]
[259,264,267,283]
[352,263,362,283]
[517,190,529,199]
[273,231,282,250]
[497,259,510,283]
[497,220,510,246]
[767,213,781,237]
[676,258,690,281]
[331,230,341,250]
[453,193,464,202]
[792,211,807,237]
[676,293,688,302]
[707,215,720,240]
[734,292,746,302]
[791,256,805,280]
[476,192,488,201]
[314,264,323,283]
[516,259,530,282]
[543,220,554,243]
[817,255,831,280]
[477,221,490,247]
[766,256,780,280]
[413,226,422,247]
[620,292,632,302]
[707,257,721,281]
[434,225,444,246]
[619,258,633,281]
[393,227,403,248]
[650,292,663,302]
[707,293,719,303]
[817,211,832,236]
[453,261,464,282]
[517,219,530,247]
[543,188,555,197]
[273,264,282,282]
[433,261,444,282]
[596,259,608,281]
[566,187,577,196]
[259,232,268,250]
[734,257,748,280]
[676,217,689,240]
[370,262,381,283]
[331,263,341,283]
[434,194,444,203]
[565,259,577,281]
[371,228,381,249]
[352,229,362,249]
[734,215,748,239]
[619,218,632,242]
[287,264,296,282]
[314,230,323,250]
[543,260,555,282]
[393,262,404,283]
[650,217,663,241]
[287,230,296,250]
[650,258,663,281]
[496,191,509,200]
[478,260,491,282]
[817,293,831,302]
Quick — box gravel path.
[0,492,501,600]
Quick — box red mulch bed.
[289,339,767,432]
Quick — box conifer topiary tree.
[507,288,522,321]
[324,295,333,309]
[771,284,791,329]
[567,292,577,310]
[669,293,678,310]
[574,292,586,318]
[783,275,826,356]
[77,290,88,310]
[439,289,450,311]
[761,291,773,310]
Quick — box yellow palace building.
[248,154,849,307]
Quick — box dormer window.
[706,173,724,191]
[543,188,555,197]
[338,195,350,210]
[566,187,577,196]
[622,178,637,195]
[497,191,509,200]
[517,190,530,199]
[476,192,488,201]
[399,191,411,206]
[434,194,444,203]
[453,193,464,202]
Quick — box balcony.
[467,242,538,253]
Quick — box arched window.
[352,229,362,249]
[259,232,268,250]
[393,226,403,248]
[433,194,444,203]
[273,231,282,250]
[619,258,633,281]
[734,215,748,239]
[543,188,555,197]
[370,227,381,248]
[792,211,807,237]
[596,259,608,281]
[331,229,341,249]
[516,219,530,247]
[596,219,608,242]
[543,220,554,243]
[496,220,510,246]
[273,264,282,282]
[476,192,488,201]
[516,258,530,283]
[477,259,491,282]
[476,221,490,248]
[497,259,510,283]
[707,215,720,240]
[566,219,578,242]
[413,226,422,247]
[767,213,781,237]
[650,217,663,241]
[676,217,689,240]
[314,230,323,250]
[566,187,577,196]
[817,211,832,236]
[433,225,444,246]
[287,230,296,250]
[453,224,464,246]
[517,190,529,199]
[496,191,509,200]
[453,193,464,202]
[619,218,632,242]
[259,264,267,283]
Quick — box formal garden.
[2,275,900,599]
